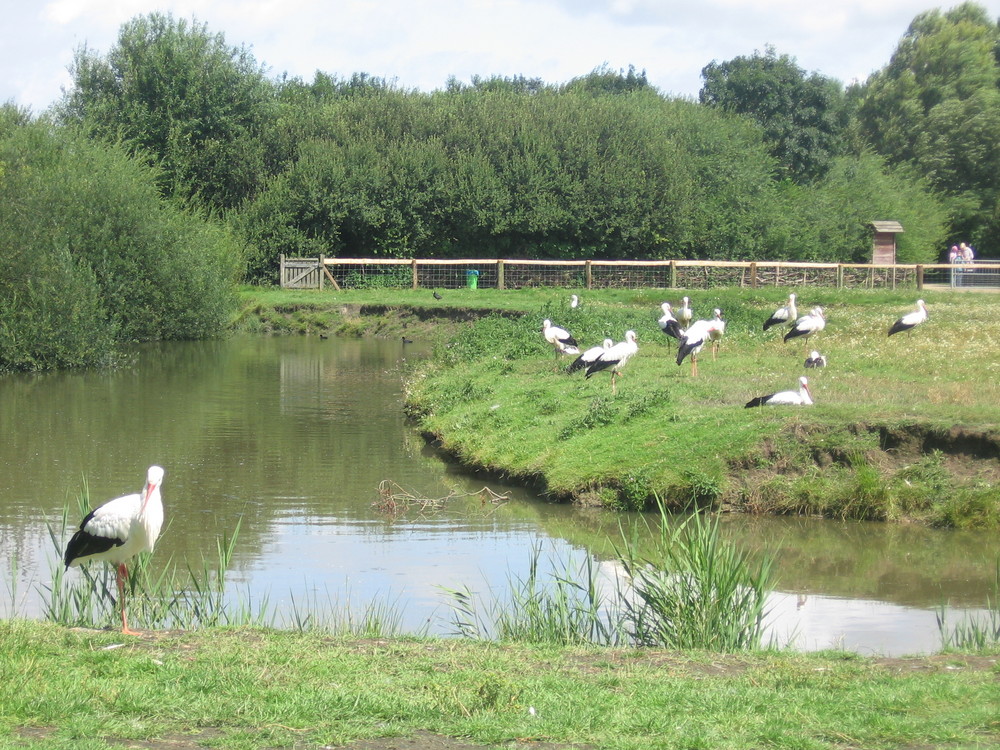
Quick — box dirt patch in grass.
[16,726,584,750]
[723,421,1000,520]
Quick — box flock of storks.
[543,293,929,406]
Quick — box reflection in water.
[0,336,996,654]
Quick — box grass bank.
[2,619,998,750]
[238,286,1000,527]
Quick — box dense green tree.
[58,12,277,211]
[561,64,652,96]
[0,117,240,371]
[23,9,958,286]
[773,153,949,263]
[699,46,849,183]
[236,84,803,280]
[855,2,1000,254]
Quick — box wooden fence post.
[916,264,924,290]
[411,259,418,290]
[318,255,325,290]
[749,262,758,289]
[836,265,844,289]
[497,260,505,290]
[279,254,285,287]
[585,260,593,290]
[669,260,677,288]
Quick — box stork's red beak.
[141,481,157,509]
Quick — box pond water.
[0,336,996,655]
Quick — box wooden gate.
[280,255,323,289]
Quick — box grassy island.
[242,285,1000,528]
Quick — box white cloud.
[3,0,999,111]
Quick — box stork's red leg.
[117,563,139,635]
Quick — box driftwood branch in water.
[373,479,509,517]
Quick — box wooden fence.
[279,254,1000,291]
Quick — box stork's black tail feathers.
[676,340,698,366]
[584,359,615,379]
[661,320,682,340]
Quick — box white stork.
[745,376,814,408]
[804,350,827,368]
[658,302,683,343]
[570,294,580,309]
[784,307,826,348]
[585,330,638,394]
[708,308,726,360]
[542,319,579,357]
[676,318,714,377]
[64,465,165,635]
[888,299,928,336]
[763,293,797,331]
[568,338,613,373]
[678,297,693,330]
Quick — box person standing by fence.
[952,243,975,287]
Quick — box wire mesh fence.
[279,255,1000,292]
[942,261,1000,289]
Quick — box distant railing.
[946,259,1000,289]
[279,254,1000,291]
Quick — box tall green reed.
[616,507,776,650]
[286,587,409,637]
[442,542,624,645]
[937,560,1000,651]
[443,505,777,651]
[43,491,409,635]
[44,494,266,630]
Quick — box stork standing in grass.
[708,308,726,360]
[888,299,928,336]
[676,317,714,377]
[64,465,165,635]
[764,293,797,332]
[658,302,683,344]
[585,330,638,394]
[745,376,813,408]
[678,297,693,330]
[542,319,579,355]
[570,294,580,309]
[784,307,825,351]
[568,338,613,373]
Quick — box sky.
[3,0,1000,113]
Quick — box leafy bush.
[0,117,240,370]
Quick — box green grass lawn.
[2,620,998,750]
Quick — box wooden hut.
[870,221,904,264]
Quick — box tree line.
[0,3,996,369]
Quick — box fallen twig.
[373,480,509,518]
